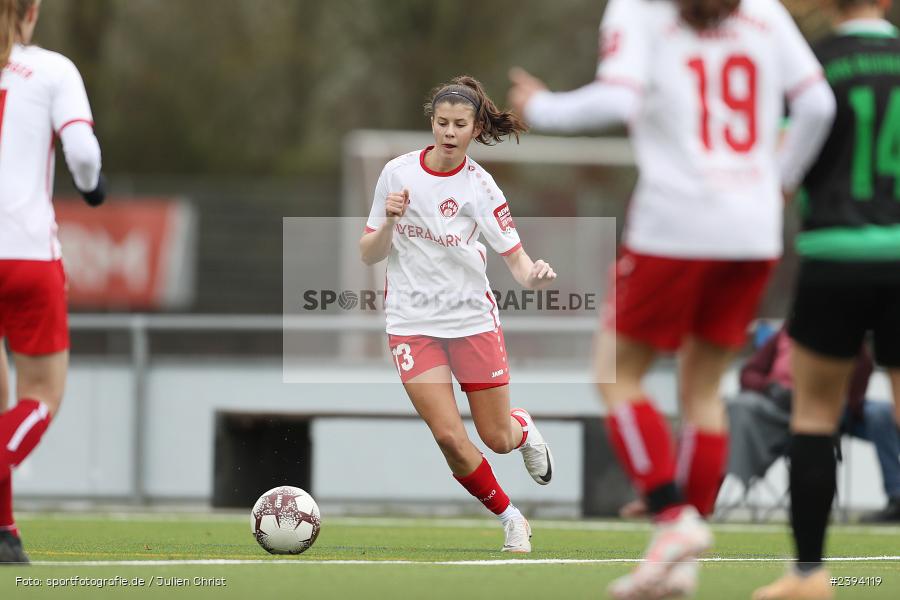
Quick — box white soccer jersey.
[366,148,523,337]
[598,0,823,259]
[0,43,94,260]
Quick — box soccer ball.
[250,486,321,555]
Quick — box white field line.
[30,556,900,567]
[16,514,900,537]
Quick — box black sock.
[645,482,683,515]
[789,434,836,573]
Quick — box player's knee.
[42,394,63,417]
[482,432,513,455]
[20,393,62,417]
[16,382,64,417]
[433,430,470,461]
[597,381,635,408]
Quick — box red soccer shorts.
[388,327,510,392]
[0,259,70,355]
[604,248,776,351]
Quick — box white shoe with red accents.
[511,408,554,485]
[656,558,699,598]
[607,506,711,600]
[501,515,532,553]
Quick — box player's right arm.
[508,0,645,132]
[52,56,105,206]
[359,170,408,265]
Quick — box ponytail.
[678,0,740,30]
[425,75,528,145]
[0,0,32,69]
[1,0,16,68]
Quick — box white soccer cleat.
[501,516,532,553]
[657,558,699,598]
[607,506,712,600]
[512,408,554,485]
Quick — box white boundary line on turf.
[17,514,900,537]
[31,556,900,567]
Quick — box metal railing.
[68,313,597,503]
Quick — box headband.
[432,86,481,113]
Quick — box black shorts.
[788,260,900,367]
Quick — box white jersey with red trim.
[366,147,522,337]
[0,43,94,260]
[598,0,822,258]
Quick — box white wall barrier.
[10,315,894,515]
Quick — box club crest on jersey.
[599,29,621,59]
[493,203,515,233]
[440,198,459,218]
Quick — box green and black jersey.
[799,20,900,263]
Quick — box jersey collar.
[836,18,899,39]
[419,147,467,177]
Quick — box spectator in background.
[625,325,889,522]
[727,326,899,515]
[737,326,871,417]
[843,402,900,523]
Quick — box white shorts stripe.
[7,403,49,453]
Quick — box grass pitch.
[1,514,898,599]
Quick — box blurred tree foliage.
[33,0,899,177]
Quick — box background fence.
[9,314,895,518]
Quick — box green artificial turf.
[0,515,897,599]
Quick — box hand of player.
[527,259,557,289]
[385,189,409,224]
[508,67,548,119]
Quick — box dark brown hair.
[0,0,33,68]
[836,0,879,10]
[678,0,740,30]
[425,75,527,145]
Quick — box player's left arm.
[773,3,836,195]
[473,172,557,290]
[52,57,105,207]
[508,0,645,132]
[508,69,639,133]
[502,248,557,290]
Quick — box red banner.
[55,198,196,310]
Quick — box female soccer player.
[0,0,105,563]
[359,75,556,553]
[755,1,900,598]
[509,0,835,596]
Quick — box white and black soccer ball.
[250,486,321,555]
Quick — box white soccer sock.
[498,503,522,524]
